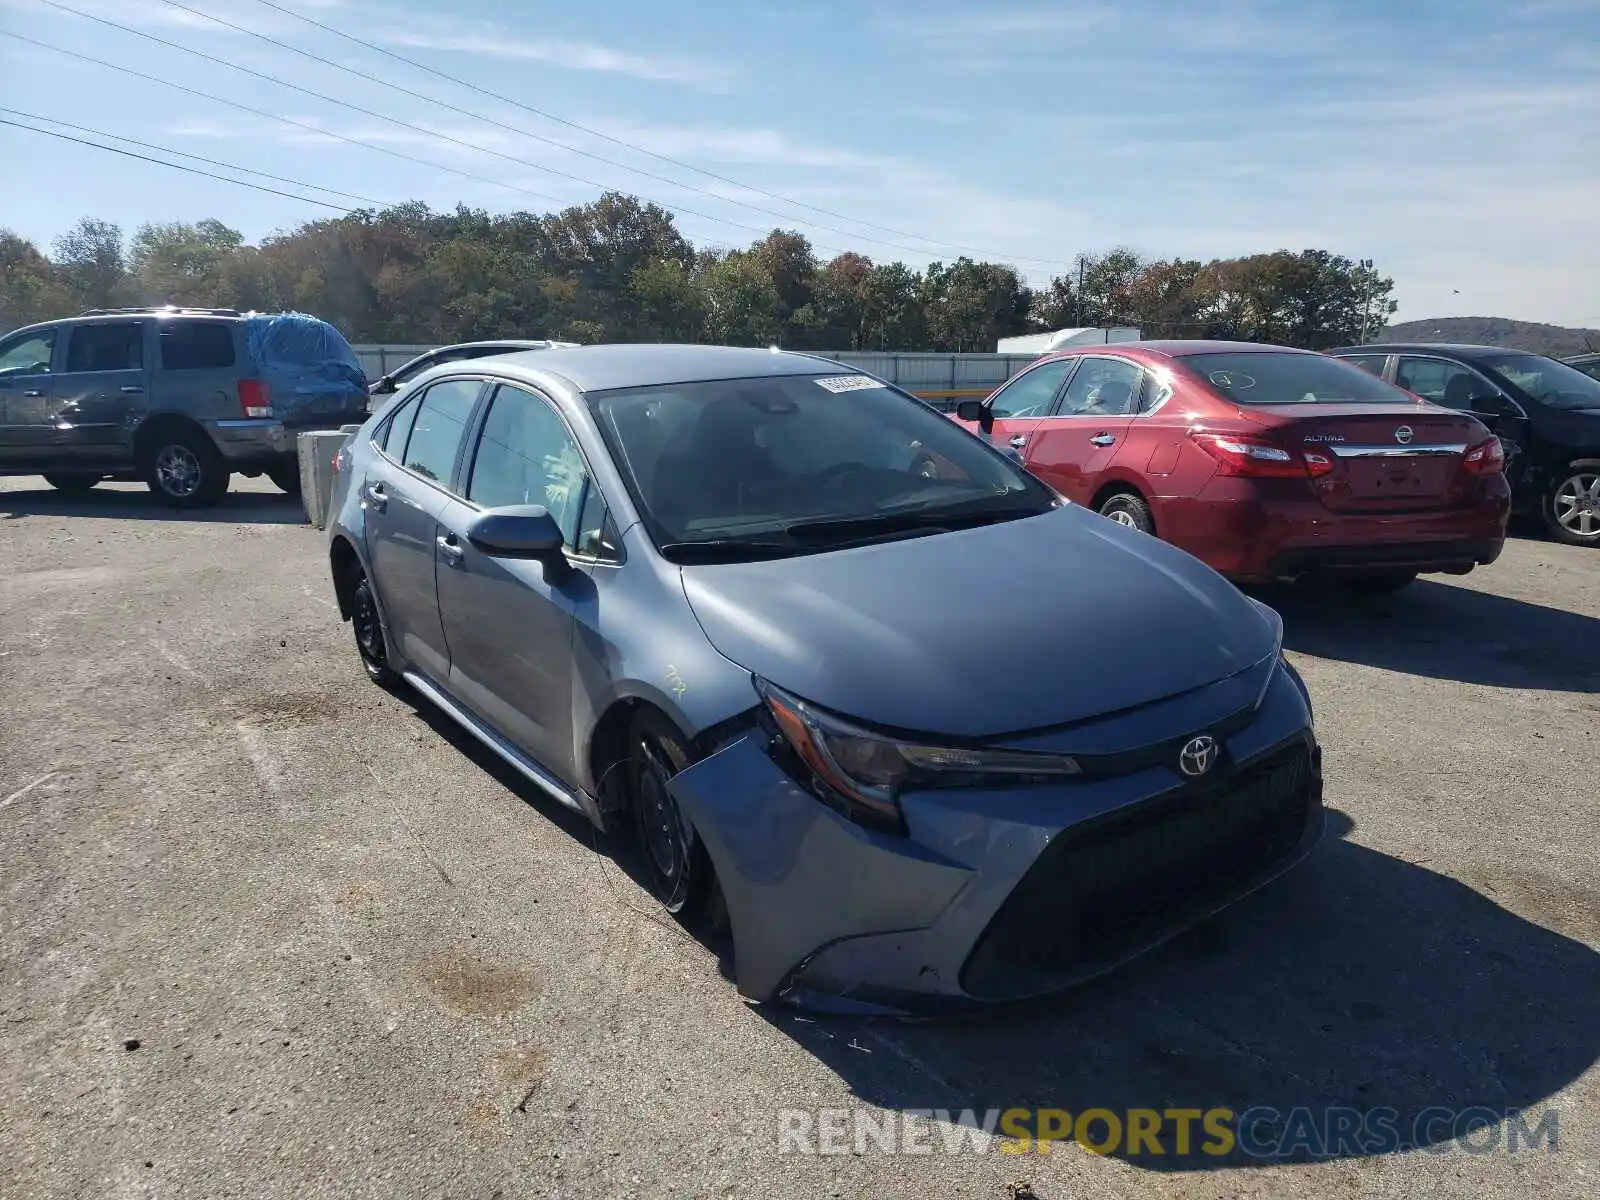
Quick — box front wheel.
[625,711,714,918]
[141,428,230,508]
[1545,468,1600,546]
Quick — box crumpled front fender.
[667,735,974,1004]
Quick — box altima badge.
[1178,735,1219,777]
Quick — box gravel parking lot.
[2,475,1596,1200]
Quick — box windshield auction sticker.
[814,375,886,393]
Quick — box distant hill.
[1381,317,1600,358]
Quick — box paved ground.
[1,475,1596,1200]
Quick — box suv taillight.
[239,379,272,418]
[1462,436,1505,475]
[1191,432,1326,479]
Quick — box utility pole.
[1358,258,1375,344]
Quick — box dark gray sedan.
[326,344,1323,1014]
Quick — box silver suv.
[0,306,370,507]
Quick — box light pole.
[1358,258,1375,344]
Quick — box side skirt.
[402,670,603,828]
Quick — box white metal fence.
[351,344,1042,401]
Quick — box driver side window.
[988,359,1074,418]
[468,384,589,546]
[0,329,57,375]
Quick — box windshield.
[1183,352,1415,405]
[588,373,1056,559]
[1481,354,1600,411]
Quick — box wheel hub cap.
[639,747,685,882]
[1110,510,1137,527]
[155,445,201,497]
[354,590,381,658]
[1555,473,1600,536]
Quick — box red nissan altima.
[954,341,1510,591]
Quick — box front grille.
[960,738,1319,1000]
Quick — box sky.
[1,0,1598,327]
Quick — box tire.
[1341,571,1418,595]
[140,426,230,508]
[42,473,102,495]
[349,570,400,688]
[1543,466,1600,546]
[625,710,714,918]
[268,463,303,497]
[1098,491,1155,534]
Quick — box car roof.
[479,343,851,393]
[1075,340,1320,358]
[431,339,574,351]
[1327,343,1523,359]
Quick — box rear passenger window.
[1059,357,1143,416]
[65,322,144,372]
[377,394,421,454]
[1138,371,1173,412]
[401,379,481,485]
[159,320,235,370]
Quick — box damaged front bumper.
[668,660,1324,1017]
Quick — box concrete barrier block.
[298,430,353,530]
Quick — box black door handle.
[363,482,387,512]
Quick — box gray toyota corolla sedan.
[326,344,1323,1015]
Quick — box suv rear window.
[160,320,235,370]
[1184,352,1412,405]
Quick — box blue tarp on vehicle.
[244,312,367,422]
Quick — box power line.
[163,0,950,262]
[240,0,1071,269]
[3,31,576,212]
[38,1,843,252]
[0,107,391,207]
[0,117,352,211]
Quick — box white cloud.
[875,5,1118,42]
[369,26,737,91]
[571,120,899,171]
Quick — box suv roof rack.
[78,305,242,318]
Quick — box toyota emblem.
[1178,735,1219,777]
[1394,425,1414,445]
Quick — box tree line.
[1,193,1398,351]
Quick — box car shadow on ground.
[1261,578,1600,692]
[760,808,1600,1170]
[390,683,739,979]
[0,483,307,525]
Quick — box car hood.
[677,506,1279,739]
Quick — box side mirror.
[370,376,396,395]
[955,399,986,423]
[466,505,567,567]
[1470,393,1510,417]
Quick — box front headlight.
[755,679,1080,829]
